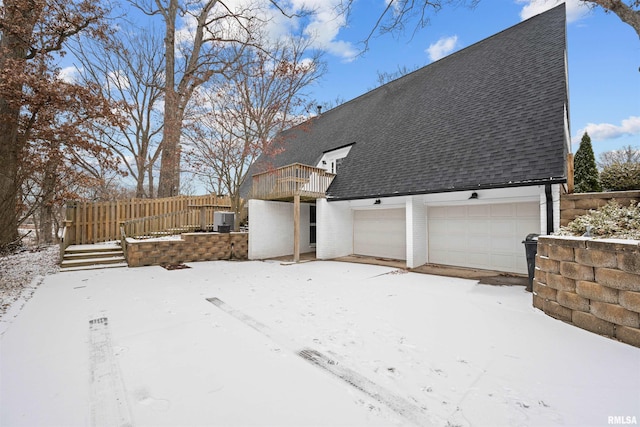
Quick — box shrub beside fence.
[63,195,232,245]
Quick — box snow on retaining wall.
[533,236,640,347]
[560,190,640,227]
[126,233,248,267]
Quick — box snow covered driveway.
[1,260,638,426]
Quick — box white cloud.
[517,0,590,23]
[58,66,80,83]
[106,70,130,90]
[426,35,459,62]
[173,0,357,61]
[573,116,640,143]
[283,0,358,60]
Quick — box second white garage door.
[353,209,406,260]
[428,202,540,274]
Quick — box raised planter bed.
[125,232,248,267]
[534,235,640,347]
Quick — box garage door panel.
[446,250,468,265]
[492,253,517,270]
[491,236,516,252]
[517,203,539,217]
[354,209,406,260]
[515,255,528,272]
[429,251,448,265]
[467,219,491,234]
[467,237,488,251]
[517,219,540,236]
[468,204,491,217]
[491,219,516,235]
[447,235,468,250]
[429,233,449,247]
[428,202,540,274]
[429,206,448,219]
[491,204,515,217]
[446,206,467,218]
[468,251,492,267]
[446,221,467,235]
[428,218,448,235]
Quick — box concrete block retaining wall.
[125,232,248,267]
[534,236,640,347]
[560,190,640,227]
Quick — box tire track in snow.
[206,297,434,427]
[89,316,133,427]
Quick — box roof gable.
[245,4,568,200]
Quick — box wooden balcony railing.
[251,163,336,201]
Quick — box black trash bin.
[522,233,540,292]
[217,225,231,233]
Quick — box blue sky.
[62,0,638,162]
[300,0,639,159]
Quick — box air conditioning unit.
[214,211,235,233]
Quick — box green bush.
[600,162,640,191]
[555,200,640,240]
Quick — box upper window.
[317,143,354,174]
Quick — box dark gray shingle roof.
[244,4,568,200]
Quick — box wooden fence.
[63,195,232,245]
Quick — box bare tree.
[130,0,265,198]
[185,36,325,219]
[72,28,165,198]
[371,64,421,90]
[598,145,640,168]
[583,0,640,38]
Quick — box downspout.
[545,184,554,234]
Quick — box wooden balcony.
[251,163,336,202]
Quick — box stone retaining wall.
[560,190,640,227]
[125,232,248,267]
[534,236,640,347]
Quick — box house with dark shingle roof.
[243,4,570,274]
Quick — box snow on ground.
[1,259,639,426]
[0,244,59,331]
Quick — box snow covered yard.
[0,244,58,326]
[1,260,638,427]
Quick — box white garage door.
[428,202,540,274]
[354,209,406,260]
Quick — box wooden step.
[61,242,128,271]
[63,250,124,260]
[65,244,122,254]
[60,255,126,268]
[59,262,129,273]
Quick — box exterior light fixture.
[469,192,478,199]
[374,199,381,205]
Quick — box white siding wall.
[248,199,292,259]
[406,197,427,268]
[317,199,353,259]
[248,199,312,259]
